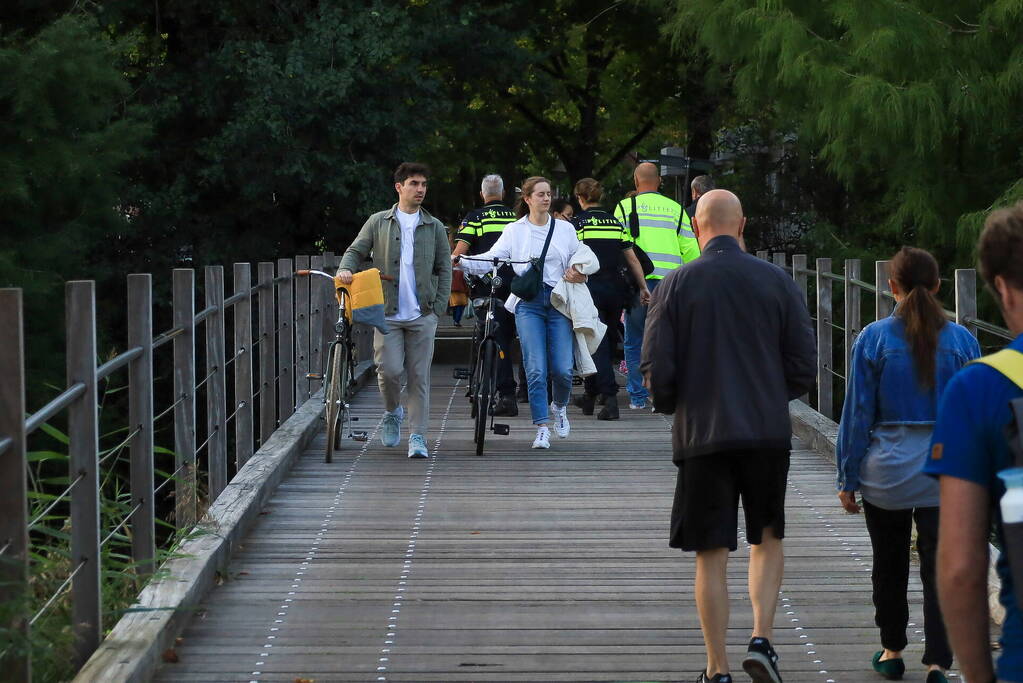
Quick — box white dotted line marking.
[374,381,459,681]
[248,403,383,680]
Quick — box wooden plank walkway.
[154,360,948,682]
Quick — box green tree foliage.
[664,0,1023,263]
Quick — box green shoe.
[925,670,948,683]
[872,651,905,680]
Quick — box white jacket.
[550,244,606,377]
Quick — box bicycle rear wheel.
[473,342,496,456]
[324,343,348,463]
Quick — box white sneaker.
[550,402,570,438]
[532,425,551,449]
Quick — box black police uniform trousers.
[474,301,517,399]
[583,275,626,398]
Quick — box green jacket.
[338,204,453,317]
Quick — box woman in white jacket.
[455,176,587,449]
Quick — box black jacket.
[640,235,816,460]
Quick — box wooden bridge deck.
[154,362,944,682]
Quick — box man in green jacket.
[337,162,452,458]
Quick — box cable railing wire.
[195,426,218,455]
[194,366,219,393]
[29,559,87,627]
[27,472,86,529]
[97,426,142,468]
[153,393,188,423]
[226,401,248,425]
[100,502,143,548]
[153,463,188,497]
[0,539,11,557]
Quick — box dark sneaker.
[743,637,782,683]
[596,395,619,420]
[571,393,596,415]
[696,672,732,683]
[925,670,947,683]
[492,395,518,417]
[871,651,904,680]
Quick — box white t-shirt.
[459,215,580,287]
[388,208,422,322]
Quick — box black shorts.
[670,450,790,552]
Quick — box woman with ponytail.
[837,247,980,682]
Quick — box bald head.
[633,162,660,191]
[693,189,745,248]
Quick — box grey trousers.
[373,313,438,436]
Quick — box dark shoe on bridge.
[572,393,596,415]
[492,395,518,417]
[743,637,782,683]
[596,395,619,420]
[696,672,732,683]
[871,651,904,680]
[515,388,529,404]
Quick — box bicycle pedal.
[452,367,471,380]
[350,431,368,442]
[492,423,510,435]
[351,416,359,421]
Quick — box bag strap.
[536,215,556,264]
[629,196,640,239]
[971,349,1023,391]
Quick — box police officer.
[613,162,700,410]
[452,174,521,416]
[572,178,649,420]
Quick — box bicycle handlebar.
[296,269,395,282]
[456,256,532,265]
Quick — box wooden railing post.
[772,252,786,269]
[277,259,295,422]
[294,255,311,406]
[66,281,102,667]
[0,289,30,681]
[308,255,324,394]
[204,266,227,501]
[321,253,337,377]
[843,259,862,395]
[956,269,978,338]
[875,260,894,320]
[172,269,197,529]
[816,259,833,418]
[756,249,769,261]
[258,262,277,444]
[791,254,808,309]
[127,274,155,578]
[233,264,254,468]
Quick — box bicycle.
[452,256,530,456]
[296,268,393,463]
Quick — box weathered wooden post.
[876,260,894,320]
[233,264,254,468]
[321,252,337,384]
[844,259,862,395]
[294,255,311,406]
[172,269,197,528]
[791,254,808,309]
[756,250,769,261]
[772,253,786,270]
[66,281,102,667]
[956,269,978,338]
[258,262,277,443]
[204,266,227,501]
[308,255,324,394]
[0,289,30,681]
[277,259,295,422]
[816,259,834,418]
[127,275,155,577]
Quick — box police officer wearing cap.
[571,178,649,420]
[451,174,521,416]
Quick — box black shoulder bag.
[628,196,655,277]
[510,215,555,301]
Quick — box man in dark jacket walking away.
[641,190,816,683]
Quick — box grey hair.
[481,174,504,198]
[691,175,716,196]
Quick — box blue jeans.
[623,278,661,405]
[515,286,573,424]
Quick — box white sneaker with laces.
[551,402,570,438]
[532,425,551,449]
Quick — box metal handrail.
[96,346,143,381]
[25,383,86,436]
[968,317,1014,341]
[193,304,217,325]
[153,325,184,350]
[0,436,11,458]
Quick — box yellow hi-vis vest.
[613,192,700,279]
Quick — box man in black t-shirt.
[571,178,649,420]
[452,174,521,415]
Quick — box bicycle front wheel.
[324,343,347,463]
[473,342,496,456]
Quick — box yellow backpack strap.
[971,349,1023,391]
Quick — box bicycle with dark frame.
[452,255,530,456]
[296,268,393,463]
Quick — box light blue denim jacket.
[836,314,980,500]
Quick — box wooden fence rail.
[0,254,371,680]
[757,253,1014,419]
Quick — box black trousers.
[583,277,626,398]
[862,500,953,669]
[475,303,517,398]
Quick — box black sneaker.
[571,393,596,415]
[743,637,782,683]
[696,672,732,683]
